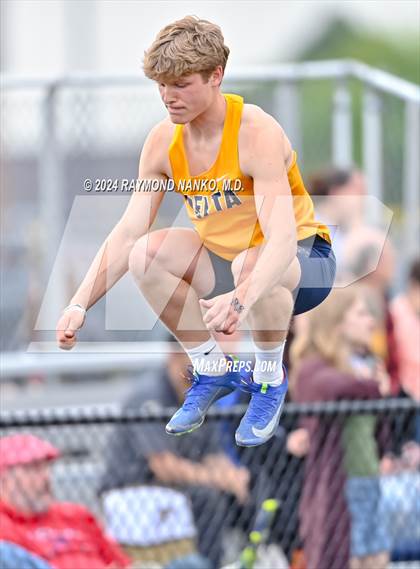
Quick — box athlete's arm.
[56,124,168,350]
[237,115,297,305]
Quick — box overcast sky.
[1,0,419,76]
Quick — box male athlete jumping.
[56,16,336,447]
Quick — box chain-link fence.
[1,398,419,569]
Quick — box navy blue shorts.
[202,234,336,316]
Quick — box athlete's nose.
[161,85,177,105]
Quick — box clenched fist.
[56,307,86,350]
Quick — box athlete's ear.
[209,66,224,87]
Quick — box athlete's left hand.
[199,290,249,334]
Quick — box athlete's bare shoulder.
[140,118,175,177]
[148,117,176,144]
[239,104,294,170]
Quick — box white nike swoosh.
[215,174,227,183]
[251,397,284,438]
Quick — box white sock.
[185,337,226,377]
[252,340,286,386]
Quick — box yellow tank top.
[169,93,331,261]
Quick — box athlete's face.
[341,297,376,348]
[158,68,223,124]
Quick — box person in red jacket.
[0,434,131,569]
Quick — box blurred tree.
[298,18,419,83]
[288,17,419,210]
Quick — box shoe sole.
[235,435,273,447]
[165,416,205,436]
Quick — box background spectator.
[390,257,420,403]
[307,166,366,271]
[289,286,391,569]
[295,167,400,392]
[342,227,400,394]
[0,434,131,569]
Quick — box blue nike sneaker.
[165,355,242,435]
[235,365,288,447]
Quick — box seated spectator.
[0,434,131,569]
[99,336,250,569]
[289,286,392,569]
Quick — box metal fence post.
[332,79,353,167]
[362,87,383,227]
[403,101,420,260]
[273,81,303,164]
[38,83,66,330]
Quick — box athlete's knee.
[232,267,251,288]
[252,283,293,306]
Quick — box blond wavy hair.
[290,285,371,389]
[143,16,230,82]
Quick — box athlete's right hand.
[56,309,86,350]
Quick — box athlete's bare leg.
[231,245,300,446]
[128,227,216,348]
[231,245,301,347]
[131,228,246,437]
